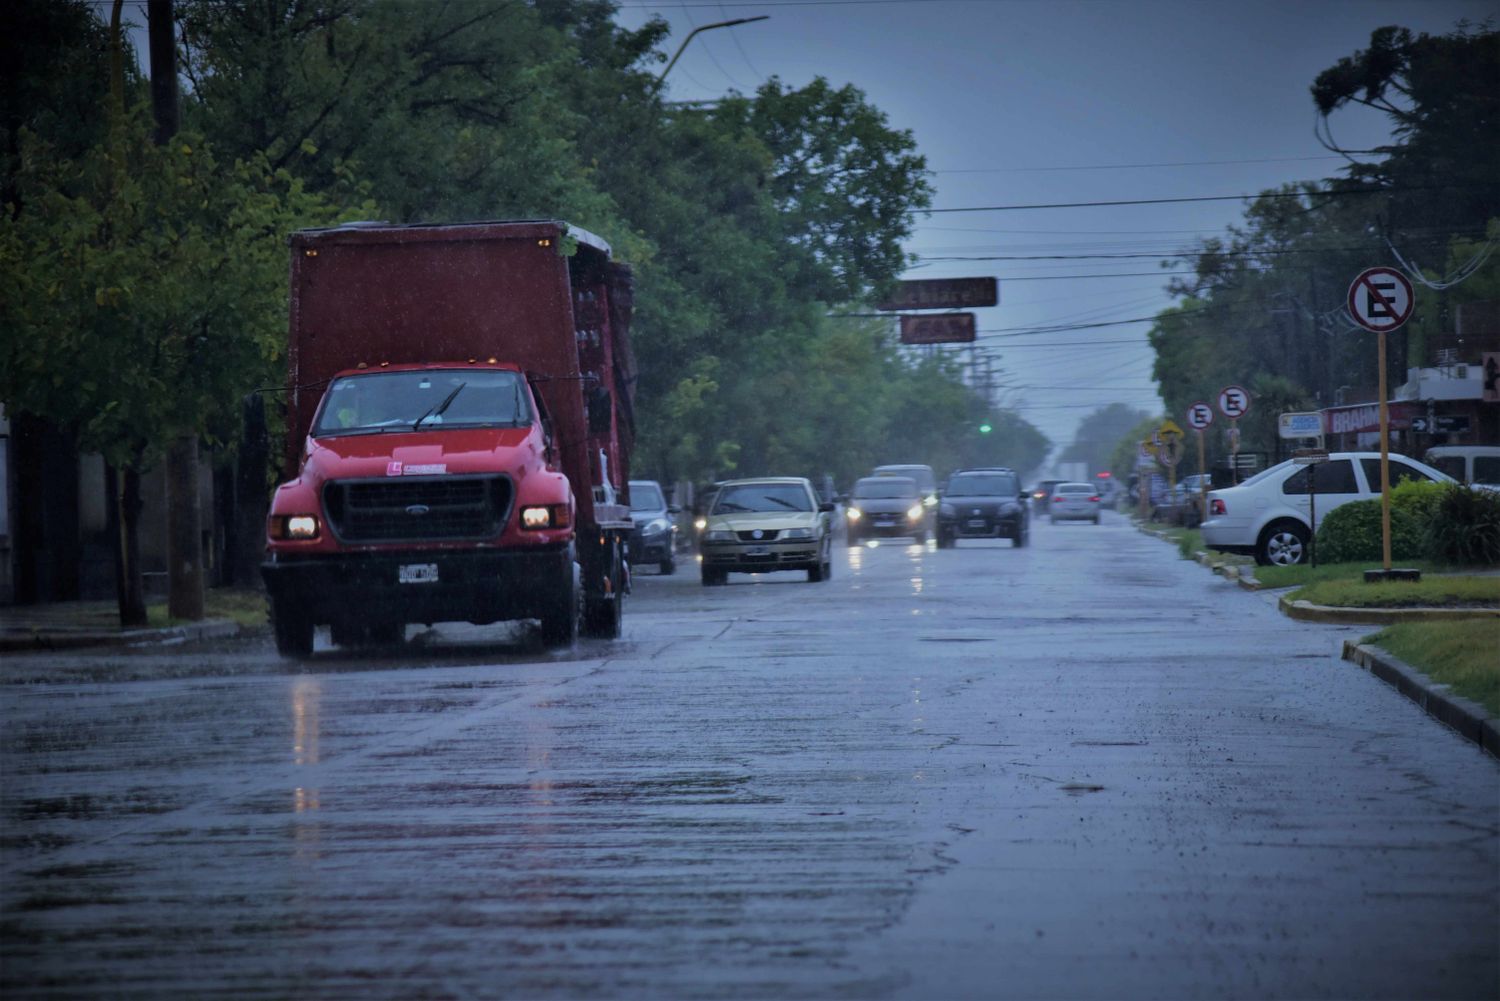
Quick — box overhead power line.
[922,184,1469,214]
[933,154,1345,174]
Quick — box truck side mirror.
[819,501,836,514]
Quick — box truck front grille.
[323,476,511,542]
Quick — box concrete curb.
[1342,640,1500,759]
[1279,594,1500,624]
[0,619,242,653]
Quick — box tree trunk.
[115,463,148,627]
[166,434,204,620]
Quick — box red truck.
[261,220,636,656]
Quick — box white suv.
[1200,452,1453,566]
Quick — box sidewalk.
[0,600,241,652]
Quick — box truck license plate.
[744,546,770,556]
[399,563,439,584]
[967,519,987,528]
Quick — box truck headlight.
[940,503,954,517]
[644,518,671,535]
[694,517,708,531]
[784,528,813,540]
[846,507,862,521]
[271,514,321,540]
[907,505,924,521]
[521,505,571,530]
[923,495,938,507]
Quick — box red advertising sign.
[900,313,976,344]
[879,278,998,311]
[1321,400,1422,435]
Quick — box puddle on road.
[1059,783,1106,796]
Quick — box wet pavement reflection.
[2,512,1496,998]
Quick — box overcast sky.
[620,0,1496,461]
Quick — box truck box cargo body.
[262,220,636,655]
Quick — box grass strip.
[1293,575,1500,609]
[1365,620,1500,718]
[148,588,268,629]
[1254,560,1454,589]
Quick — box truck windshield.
[313,369,530,436]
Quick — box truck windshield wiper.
[413,382,465,430]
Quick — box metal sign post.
[1293,448,1329,568]
[1217,386,1250,485]
[1186,401,1214,518]
[1347,267,1415,574]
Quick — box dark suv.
[938,468,1029,547]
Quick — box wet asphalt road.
[3,513,1497,1000]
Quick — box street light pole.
[655,16,769,88]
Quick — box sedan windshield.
[946,474,1017,496]
[630,483,665,512]
[853,478,917,499]
[313,369,529,435]
[712,483,813,514]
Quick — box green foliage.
[1062,403,1152,477]
[1425,483,1500,566]
[0,105,350,467]
[1147,24,1499,455]
[1314,480,1445,564]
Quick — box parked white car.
[1200,452,1454,566]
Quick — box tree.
[0,106,345,622]
[1061,404,1154,477]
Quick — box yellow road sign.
[1158,418,1185,439]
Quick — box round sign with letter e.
[1186,401,1214,430]
[1217,385,1250,420]
[1347,266,1414,333]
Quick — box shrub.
[1314,480,1443,564]
[1426,483,1500,566]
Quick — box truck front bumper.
[261,545,570,626]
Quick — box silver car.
[1049,482,1102,524]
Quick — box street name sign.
[878,277,998,311]
[899,313,976,344]
[1347,266,1414,333]
[1278,411,1323,439]
[1186,401,1214,430]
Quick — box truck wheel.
[540,561,580,646]
[271,599,313,658]
[369,620,405,646]
[583,539,625,639]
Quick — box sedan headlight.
[923,495,938,507]
[907,505,924,521]
[703,530,733,542]
[845,507,862,521]
[939,503,955,517]
[783,527,813,540]
[694,517,707,531]
[642,517,671,535]
[1001,501,1018,514]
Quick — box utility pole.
[150,0,205,621]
